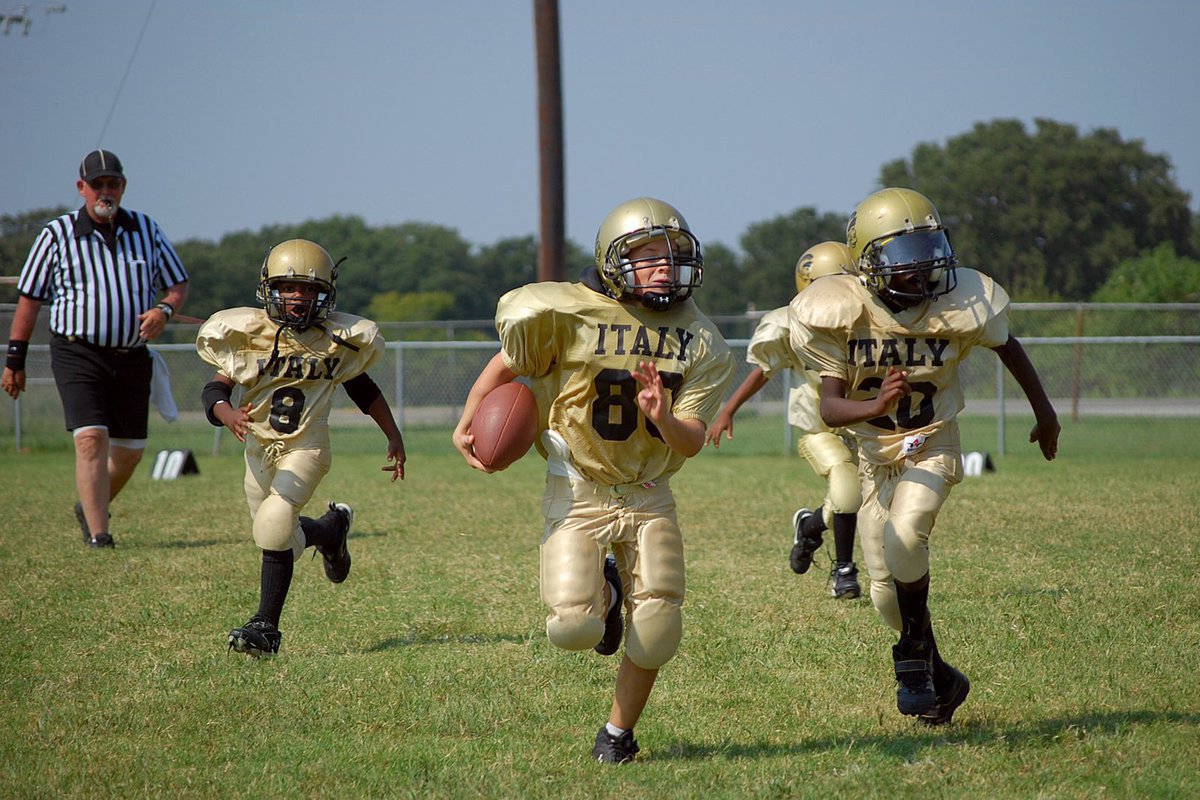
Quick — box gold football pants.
[244,440,331,560]
[539,473,685,669]
[857,427,962,632]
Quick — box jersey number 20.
[858,376,936,431]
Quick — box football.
[472,381,538,470]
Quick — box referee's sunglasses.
[87,177,124,191]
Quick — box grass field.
[1,417,1197,798]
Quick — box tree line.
[4,119,1199,322]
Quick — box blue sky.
[3,1,1197,255]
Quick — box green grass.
[1,418,1197,798]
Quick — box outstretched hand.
[220,401,253,443]
[706,411,734,448]
[1029,417,1060,461]
[380,436,407,481]
[632,360,668,424]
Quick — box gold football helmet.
[795,241,853,294]
[256,239,339,329]
[846,188,957,303]
[594,197,703,311]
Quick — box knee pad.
[540,526,606,651]
[625,598,682,669]
[546,607,605,651]
[252,494,305,561]
[826,461,862,515]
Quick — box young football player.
[706,241,862,599]
[453,198,733,764]
[789,188,1059,726]
[197,239,406,657]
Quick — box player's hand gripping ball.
[472,382,538,470]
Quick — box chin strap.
[313,323,359,352]
[264,324,288,374]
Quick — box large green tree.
[879,118,1195,300]
[737,208,847,311]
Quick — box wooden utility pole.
[533,0,565,281]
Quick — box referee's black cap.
[79,149,125,182]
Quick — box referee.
[2,149,190,548]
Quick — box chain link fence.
[2,304,1198,458]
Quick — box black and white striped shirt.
[17,207,189,349]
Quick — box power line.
[97,0,156,145]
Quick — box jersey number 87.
[591,368,684,441]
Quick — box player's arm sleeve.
[788,297,847,379]
[670,329,735,425]
[343,372,383,414]
[495,286,564,377]
[329,318,386,382]
[195,313,241,376]
[979,279,1011,348]
[202,379,233,426]
[746,307,795,378]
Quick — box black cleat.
[831,561,861,599]
[921,663,970,726]
[228,616,282,657]
[595,555,624,656]
[593,726,639,764]
[317,502,354,583]
[87,532,116,549]
[76,501,114,547]
[893,639,936,716]
[789,508,823,574]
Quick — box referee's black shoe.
[75,501,114,547]
[87,532,116,548]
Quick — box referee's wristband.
[5,339,28,371]
[155,302,175,320]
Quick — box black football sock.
[832,513,856,563]
[894,573,931,647]
[299,511,337,548]
[927,626,953,689]
[256,548,294,626]
[802,509,827,539]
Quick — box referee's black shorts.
[50,335,152,438]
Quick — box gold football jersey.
[789,268,1009,465]
[747,305,833,435]
[196,308,385,452]
[497,282,733,486]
